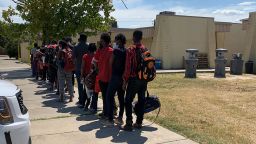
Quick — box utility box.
[215,48,228,78]
[185,49,199,78]
[230,53,244,75]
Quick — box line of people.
[30,30,151,131]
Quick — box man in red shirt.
[122,30,148,131]
[92,33,113,119]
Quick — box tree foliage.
[0,21,27,58]
[10,0,115,43]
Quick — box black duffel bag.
[133,91,161,125]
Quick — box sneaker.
[98,114,107,120]
[133,123,142,129]
[101,120,114,127]
[114,117,124,125]
[83,109,97,115]
[120,124,133,131]
[78,105,85,109]
[84,107,89,111]
[98,112,104,117]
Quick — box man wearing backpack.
[58,40,75,102]
[72,34,89,107]
[122,30,149,131]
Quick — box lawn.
[146,73,256,144]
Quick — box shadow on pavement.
[1,69,32,80]
[78,115,157,144]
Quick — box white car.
[0,80,31,144]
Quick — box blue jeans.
[76,72,85,106]
[106,75,125,121]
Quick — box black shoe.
[101,119,114,127]
[78,105,85,109]
[120,124,133,132]
[133,123,142,129]
[56,91,59,95]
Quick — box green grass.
[146,73,256,144]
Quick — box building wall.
[215,24,246,66]
[20,42,30,63]
[151,15,215,69]
[86,27,154,50]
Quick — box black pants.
[90,92,98,110]
[106,75,125,121]
[42,66,47,81]
[125,77,147,125]
[48,65,57,84]
[80,85,87,107]
[84,97,91,109]
[99,81,109,117]
[72,71,75,86]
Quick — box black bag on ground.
[133,91,161,115]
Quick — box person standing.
[122,30,148,131]
[30,43,39,77]
[58,40,75,102]
[72,34,89,107]
[81,43,97,112]
[64,37,75,93]
[103,34,126,125]
[92,33,113,119]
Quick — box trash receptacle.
[155,59,162,69]
[185,49,199,78]
[245,61,253,74]
[230,53,243,75]
[215,48,228,78]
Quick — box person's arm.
[81,55,86,77]
[122,49,131,90]
[72,46,77,67]
[92,50,99,70]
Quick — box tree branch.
[11,0,25,5]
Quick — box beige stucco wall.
[151,15,215,69]
[86,27,154,50]
[216,24,246,66]
[20,42,30,63]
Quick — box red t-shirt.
[93,46,113,82]
[82,53,94,76]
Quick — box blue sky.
[1,0,256,28]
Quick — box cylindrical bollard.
[214,48,228,78]
[185,49,199,78]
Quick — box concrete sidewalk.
[157,67,230,74]
[0,55,197,144]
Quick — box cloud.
[112,0,256,28]
[213,9,244,15]
[238,1,256,6]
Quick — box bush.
[6,41,18,59]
